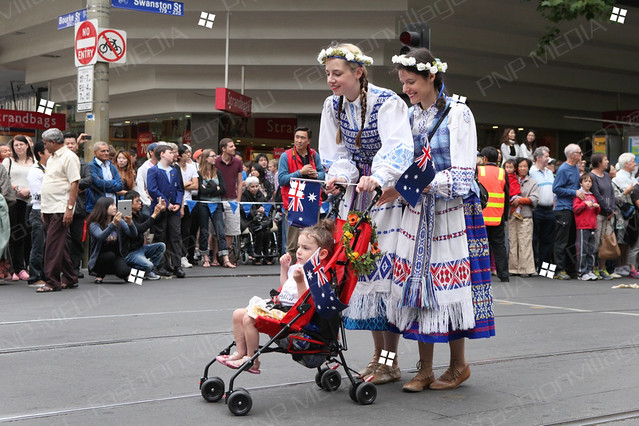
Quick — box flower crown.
[341,212,382,277]
[391,55,448,74]
[317,47,373,66]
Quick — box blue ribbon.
[228,201,238,214]
[207,203,218,215]
[185,200,197,213]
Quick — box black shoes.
[156,267,172,277]
[173,267,186,278]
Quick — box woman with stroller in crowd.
[197,149,235,269]
[251,163,274,201]
[241,176,273,265]
[217,221,335,374]
[87,197,137,283]
[2,135,34,281]
[318,42,413,384]
[386,47,495,392]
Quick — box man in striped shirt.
[530,146,555,272]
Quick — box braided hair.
[394,47,448,112]
[331,43,369,149]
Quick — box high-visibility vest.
[477,165,506,226]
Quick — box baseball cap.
[193,149,203,161]
[146,142,158,153]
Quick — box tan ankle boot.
[402,360,435,392]
[429,361,470,390]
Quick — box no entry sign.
[97,28,127,64]
[74,19,98,67]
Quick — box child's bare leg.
[242,315,261,369]
[231,308,248,360]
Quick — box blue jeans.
[28,208,45,281]
[124,243,166,272]
[198,202,228,256]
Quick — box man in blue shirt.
[552,144,585,280]
[86,141,123,213]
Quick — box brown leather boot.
[402,360,435,392]
[429,361,470,390]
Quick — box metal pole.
[225,13,230,88]
[241,66,244,94]
[85,0,110,162]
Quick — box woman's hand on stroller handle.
[325,176,347,195]
[356,176,381,194]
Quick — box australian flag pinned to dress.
[303,248,347,319]
[395,141,436,207]
[287,179,321,229]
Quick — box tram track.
[2,342,639,422]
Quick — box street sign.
[58,9,87,30]
[74,19,98,67]
[77,66,94,112]
[97,29,127,64]
[111,0,184,16]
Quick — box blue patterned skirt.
[395,194,495,342]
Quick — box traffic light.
[399,22,430,54]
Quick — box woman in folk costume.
[318,43,413,384]
[386,48,495,392]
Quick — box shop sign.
[215,88,252,118]
[0,109,66,130]
[593,135,606,154]
[137,131,154,157]
[273,147,284,158]
[254,118,297,140]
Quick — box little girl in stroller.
[216,220,335,373]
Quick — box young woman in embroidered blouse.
[318,42,413,385]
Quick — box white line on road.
[0,308,234,326]
[495,299,639,316]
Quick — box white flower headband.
[391,55,448,74]
[317,47,373,67]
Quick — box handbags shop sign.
[215,88,252,118]
[0,109,66,130]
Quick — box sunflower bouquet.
[341,211,382,276]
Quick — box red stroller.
[199,187,381,416]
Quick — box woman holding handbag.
[589,154,616,279]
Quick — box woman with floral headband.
[383,48,495,392]
[318,43,413,385]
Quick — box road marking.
[0,308,234,326]
[495,299,639,317]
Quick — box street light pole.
[85,0,110,162]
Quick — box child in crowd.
[216,220,335,374]
[573,173,600,281]
[503,159,523,220]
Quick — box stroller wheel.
[349,380,363,402]
[315,367,329,389]
[355,382,377,405]
[321,369,342,392]
[227,388,252,416]
[201,377,224,403]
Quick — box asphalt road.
[2,265,639,425]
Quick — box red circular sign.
[75,21,97,65]
[97,29,126,63]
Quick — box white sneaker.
[587,272,599,281]
[578,274,591,281]
[610,272,622,279]
[181,257,193,268]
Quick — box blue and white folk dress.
[388,98,495,341]
[319,83,413,330]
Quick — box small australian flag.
[395,142,436,207]
[287,179,320,229]
[303,248,347,319]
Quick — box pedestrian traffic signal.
[399,22,430,54]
